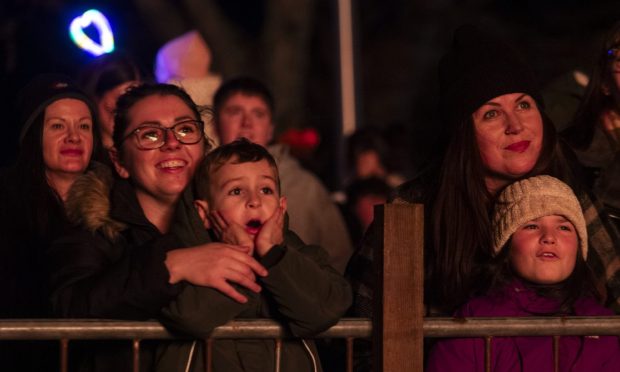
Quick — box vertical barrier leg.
[485,336,492,372]
[374,204,424,371]
[206,338,213,372]
[275,339,282,372]
[59,338,69,372]
[132,339,140,372]
[346,337,354,372]
[553,336,560,372]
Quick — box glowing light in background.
[69,9,115,56]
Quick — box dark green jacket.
[155,186,353,372]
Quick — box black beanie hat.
[16,73,97,144]
[439,25,542,127]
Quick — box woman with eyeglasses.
[563,21,620,230]
[48,83,267,372]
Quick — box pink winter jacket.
[426,280,620,371]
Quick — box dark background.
[2,0,620,188]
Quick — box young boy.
[156,138,352,372]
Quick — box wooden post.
[373,204,424,371]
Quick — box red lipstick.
[505,141,530,153]
[60,149,83,156]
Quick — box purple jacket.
[426,280,620,371]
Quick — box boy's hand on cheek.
[255,198,287,257]
[209,211,255,255]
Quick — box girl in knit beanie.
[427,175,620,371]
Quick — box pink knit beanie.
[492,175,588,260]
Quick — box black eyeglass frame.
[121,119,205,150]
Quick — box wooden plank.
[373,203,424,371]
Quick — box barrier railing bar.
[4,317,620,340]
[0,318,372,340]
[423,317,620,337]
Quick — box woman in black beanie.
[0,73,98,370]
[348,25,620,316]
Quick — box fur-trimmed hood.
[65,163,126,240]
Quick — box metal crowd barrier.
[0,318,371,372]
[2,316,620,371]
[3,205,618,371]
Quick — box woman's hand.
[601,109,620,149]
[209,210,255,255]
[165,243,268,303]
[255,198,287,257]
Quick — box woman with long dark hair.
[0,73,97,314]
[0,73,98,370]
[349,25,620,316]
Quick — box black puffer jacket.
[48,164,186,371]
[0,165,71,371]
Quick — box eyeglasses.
[122,120,204,150]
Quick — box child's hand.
[209,210,255,256]
[255,198,287,257]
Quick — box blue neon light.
[69,9,115,56]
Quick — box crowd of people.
[1,21,620,372]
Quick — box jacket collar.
[65,163,156,241]
[109,178,156,230]
[507,279,564,315]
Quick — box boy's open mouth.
[246,219,262,234]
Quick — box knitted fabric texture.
[439,24,541,128]
[492,175,588,259]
